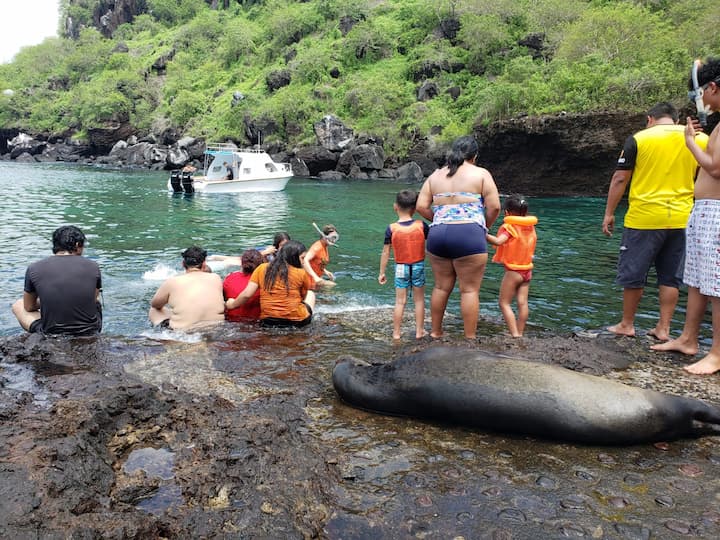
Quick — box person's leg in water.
[392,286,408,340]
[428,253,455,339]
[453,252,488,340]
[498,269,523,337]
[684,296,720,374]
[412,284,426,339]
[651,286,707,356]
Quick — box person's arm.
[602,169,632,237]
[686,118,720,177]
[487,231,510,246]
[482,173,501,229]
[150,280,171,310]
[225,281,259,310]
[416,177,435,221]
[378,244,391,284]
[207,255,243,266]
[23,291,39,312]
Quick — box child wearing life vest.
[487,195,538,337]
[378,190,430,339]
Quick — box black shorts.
[158,319,171,329]
[260,304,313,328]
[616,228,685,288]
[29,319,43,334]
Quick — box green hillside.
[1,0,717,157]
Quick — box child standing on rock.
[378,190,429,340]
[487,195,538,337]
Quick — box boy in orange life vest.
[487,195,538,338]
[378,190,430,339]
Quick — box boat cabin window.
[265,163,277,172]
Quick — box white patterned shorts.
[684,199,720,297]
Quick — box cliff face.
[473,111,645,197]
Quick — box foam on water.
[142,263,178,281]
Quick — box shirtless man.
[652,57,720,374]
[149,246,225,331]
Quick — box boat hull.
[168,175,291,193]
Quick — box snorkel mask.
[313,222,339,246]
[689,59,710,127]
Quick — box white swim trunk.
[684,199,720,297]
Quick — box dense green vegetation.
[1,0,718,157]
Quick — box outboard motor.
[181,171,194,194]
[170,170,183,192]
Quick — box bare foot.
[684,353,720,375]
[650,337,698,356]
[430,332,444,339]
[606,323,635,337]
[415,332,428,340]
[392,334,401,340]
[647,328,670,341]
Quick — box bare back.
[695,125,720,200]
[152,271,225,330]
[417,162,501,227]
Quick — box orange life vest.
[390,220,426,264]
[492,215,538,271]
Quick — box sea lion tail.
[693,401,720,430]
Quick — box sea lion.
[332,346,720,445]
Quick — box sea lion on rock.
[332,346,720,445]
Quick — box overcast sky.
[0,0,60,64]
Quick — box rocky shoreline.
[1,111,665,197]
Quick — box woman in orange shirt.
[225,240,316,327]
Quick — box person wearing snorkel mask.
[652,57,720,375]
[602,102,708,341]
[303,223,339,289]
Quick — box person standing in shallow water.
[415,135,501,340]
[602,102,708,341]
[652,57,720,374]
[12,225,102,336]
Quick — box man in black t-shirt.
[12,225,102,336]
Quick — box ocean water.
[0,160,690,338]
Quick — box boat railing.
[205,143,268,155]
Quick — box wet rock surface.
[1,316,720,538]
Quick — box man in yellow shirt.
[602,102,708,340]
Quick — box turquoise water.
[0,160,682,337]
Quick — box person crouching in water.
[487,195,538,337]
[303,224,338,288]
[225,240,316,328]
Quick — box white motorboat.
[169,143,292,193]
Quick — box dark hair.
[322,224,337,236]
[241,249,264,274]
[181,246,207,268]
[52,225,86,254]
[395,190,418,211]
[689,57,720,90]
[504,194,528,216]
[272,231,291,250]
[263,240,307,292]
[647,102,678,123]
[446,136,479,177]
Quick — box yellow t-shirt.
[251,263,312,321]
[621,124,708,229]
